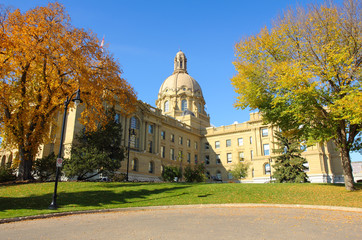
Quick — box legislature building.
[0,51,345,183]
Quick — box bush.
[111,172,127,182]
[183,163,205,183]
[0,163,17,183]
[34,152,57,181]
[162,165,181,182]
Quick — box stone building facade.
[0,51,345,183]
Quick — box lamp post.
[126,128,136,182]
[49,89,82,210]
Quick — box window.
[262,128,268,137]
[131,159,138,171]
[187,139,191,147]
[227,153,232,163]
[252,168,254,177]
[228,172,233,180]
[114,113,120,123]
[149,161,154,173]
[195,154,198,164]
[250,136,252,144]
[171,134,175,142]
[148,141,153,153]
[216,171,222,180]
[251,150,253,160]
[216,154,221,164]
[148,124,154,134]
[198,103,201,113]
[179,136,183,145]
[303,162,310,172]
[178,151,183,161]
[130,116,139,129]
[161,146,165,158]
[187,153,191,163]
[195,142,198,150]
[181,99,187,111]
[226,139,231,147]
[161,131,166,140]
[215,141,220,149]
[239,152,244,161]
[265,163,271,175]
[164,101,169,112]
[205,155,210,165]
[238,138,243,146]
[205,142,210,149]
[263,144,270,156]
[170,148,175,160]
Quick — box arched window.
[149,161,154,173]
[264,163,271,175]
[132,159,138,172]
[8,154,13,166]
[181,99,187,111]
[1,156,5,167]
[164,101,169,112]
[198,103,202,113]
[114,113,120,124]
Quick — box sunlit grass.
[0,182,361,219]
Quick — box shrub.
[34,152,57,181]
[183,163,205,183]
[0,163,17,183]
[162,165,181,182]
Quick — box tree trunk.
[17,144,34,181]
[340,146,355,191]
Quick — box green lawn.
[0,182,361,219]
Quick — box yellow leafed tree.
[231,0,361,191]
[0,3,137,180]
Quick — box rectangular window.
[171,134,175,142]
[238,138,243,146]
[227,153,232,163]
[179,136,183,145]
[187,139,191,147]
[263,144,270,156]
[195,154,198,164]
[262,128,268,137]
[187,153,191,163]
[178,150,183,160]
[161,131,166,140]
[195,142,198,150]
[114,113,120,123]
[250,136,252,144]
[239,152,244,161]
[161,146,165,158]
[216,154,221,164]
[205,155,210,165]
[215,141,220,149]
[170,148,175,160]
[205,142,210,149]
[251,150,253,160]
[226,139,231,147]
[148,141,153,153]
[148,124,154,134]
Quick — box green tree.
[183,164,206,183]
[34,152,57,181]
[272,131,309,183]
[231,0,361,190]
[0,3,136,180]
[63,115,125,180]
[230,162,250,180]
[161,165,181,182]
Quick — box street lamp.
[49,89,82,210]
[126,128,136,182]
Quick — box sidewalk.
[1,205,361,240]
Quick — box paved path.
[1,205,361,240]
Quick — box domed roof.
[158,72,202,95]
[158,51,203,96]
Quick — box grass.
[0,182,361,219]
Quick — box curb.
[1,203,361,224]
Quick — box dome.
[158,50,203,96]
[158,72,203,95]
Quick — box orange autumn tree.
[231,0,361,191]
[0,3,137,180]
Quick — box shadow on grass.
[0,185,190,211]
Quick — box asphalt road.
[1,205,361,240]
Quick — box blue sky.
[5,0,360,162]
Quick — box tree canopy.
[231,0,361,190]
[0,3,137,180]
